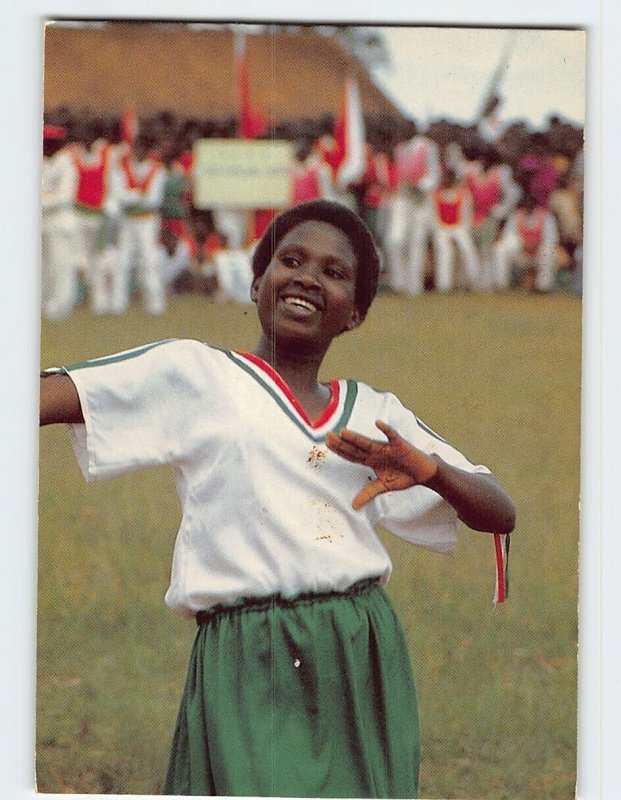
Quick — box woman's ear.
[342,307,362,334]
[250,276,260,303]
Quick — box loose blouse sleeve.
[376,393,490,554]
[59,339,208,481]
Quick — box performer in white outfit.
[71,120,116,314]
[386,123,441,295]
[41,125,78,320]
[431,170,479,293]
[40,200,515,798]
[109,133,166,315]
[447,142,520,291]
[494,195,559,292]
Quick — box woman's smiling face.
[251,220,361,355]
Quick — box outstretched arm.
[40,374,84,426]
[326,420,516,534]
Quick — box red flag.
[120,106,138,144]
[317,77,366,187]
[235,32,268,139]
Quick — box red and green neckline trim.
[226,350,357,443]
[236,351,340,429]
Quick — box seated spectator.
[157,226,193,291]
[547,170,583,276]
[494,193,559,293]
[212,235,254,304]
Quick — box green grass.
[37,291,581,797]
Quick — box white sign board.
[192,139,294,209]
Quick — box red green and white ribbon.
[493,532,510,605]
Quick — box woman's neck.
[252,336,327,396]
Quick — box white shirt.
[41,148,77,229]
[58,340,489,618]
[109,157,165,215]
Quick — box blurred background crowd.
[40,22,584,320]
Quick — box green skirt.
[164,580,419,797]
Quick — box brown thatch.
[43,22,404,122]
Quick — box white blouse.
[59,339,490,618]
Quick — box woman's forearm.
[40,374,84,426]
[424,457,516,534]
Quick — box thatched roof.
[43,22,404,122]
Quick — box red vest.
[363,151,396,207]
[466,167,501,225]
[395,141,428,186]
[120,153,160,193]
[73,142,110,211]
[434,187,466,226]
[291,162,322,204]
[517,208,547,255]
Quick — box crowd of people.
[41,105,584,319]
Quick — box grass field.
[37,290,581,798]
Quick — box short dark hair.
[251,200,381,320]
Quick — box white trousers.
[41,217,78,320]
[471,218,500,292]
[431,223,480,292]
[494,232,556,291]
[75,211,117,314]
[113,215,165,315]
[385,192,434,295]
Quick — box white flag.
[335,77,366,187]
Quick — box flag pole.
[475,30,518,121]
